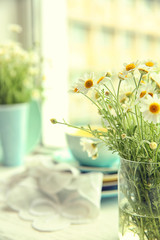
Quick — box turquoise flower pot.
[0,103,29,166]
[0,100,42,167]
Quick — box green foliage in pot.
[0,24,42,104]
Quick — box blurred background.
[1,0,160,149]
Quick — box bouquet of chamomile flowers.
[51,60,160,163]
[51,60,160,240]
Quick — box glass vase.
[118,157,160,240]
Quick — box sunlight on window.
[41,0,69,147]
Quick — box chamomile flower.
[121,133,127,139]
[97,75,106,85]
[69,83,80,94]
[143,59,157,68]
[136,83,155,103]
[138,60,156,75]
[96,72,111,85]
[119,83,135,101]
[138,65,149,75]
[90,88,100,101]
[121,99,134,113]
[150,72,160,89]
[77,72,95,94]
[80,138,98,159]
[118,72,128,80]
[139,95,160,123]
[123,61,139,73]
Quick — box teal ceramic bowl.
[65,128,120,168]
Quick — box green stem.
[55,120,107,144]
[135,105,142,141]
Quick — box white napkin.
[0,158,103,232]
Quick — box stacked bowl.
[65,127,120,198]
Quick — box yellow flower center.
[126,63,136,71]
[74,87,79,93]
[97,76,105,84]
[148,92,153,97]
[145,61,154,67]
[85,79,93,88]
[140,91,147,98]
[149,102,160,114]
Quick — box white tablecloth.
[0,160,118,240]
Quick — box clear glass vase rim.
[120,157,160,165]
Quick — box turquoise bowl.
[65,129,120,168]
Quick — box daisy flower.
[123,61,139,74]
[77,72,95,94]
[69,83,80,94]
[118,72,128,80]
[143,59,157,68]
[138,65,149,75]
[138,60,156,75]
[139,95,160,124]
[90,88,100,101]
[96,72,111,86]
[80,138,98,159]
[136,83,155,103]
[150,72,160,89]
[121,99,134,113]
[96,75,106,85]
[119,82,135,101]
[121,133,127,139]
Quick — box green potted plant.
[0,24,42,166]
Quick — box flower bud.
[105,91,109,96]
[50,118,57,124]
[121,133,127,139]
[149,142,157,150]
[105,72,111,77]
